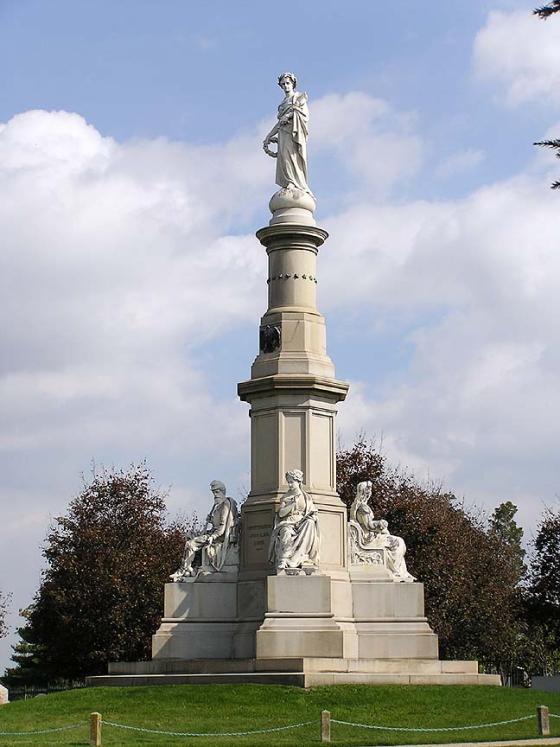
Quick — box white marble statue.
[171,480,238,581]
[348,480,415,582]
[268,469,319,573]
[263,72,312,197]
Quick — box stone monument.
[88,74,500,687]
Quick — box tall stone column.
[238,219,349,581]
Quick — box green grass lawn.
[0,684,560,746]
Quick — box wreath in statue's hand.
[263,136,278,158]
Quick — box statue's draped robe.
[269,487,319,569]
[276,92,311,194]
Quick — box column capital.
[256,224,329,252]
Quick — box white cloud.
[312,92,424,196]
[329,168,560,522]
[0,109,270,666]
[473,9,560,106]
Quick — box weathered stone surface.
[0,685,8,704]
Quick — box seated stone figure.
[348,480,415,582]
[268,469,319,574]
[171,480,238,581]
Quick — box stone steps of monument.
[306,673,501,686]
[88,672,306,687]
[108,657,479,676]
[86,670,501,688]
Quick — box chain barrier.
[0,712,548,739]
[0,722,84,736]
[101,718,314,737]
[331,714,536,733]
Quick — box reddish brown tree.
[15,464,187,680]
[337,439,524,673]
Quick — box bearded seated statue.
[170,480,239,582]
[348,480,415,583]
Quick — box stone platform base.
[86,657,501,688]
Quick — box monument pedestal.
[89,572,499,687]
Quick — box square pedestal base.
[91,573,498,688]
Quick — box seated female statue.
[349,480,415,582]
[268,469,319,573]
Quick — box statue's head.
[356,480,373,502]
[278,72,297,93]
[285,468,304,486]
[210,480,226,499]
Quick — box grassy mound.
[0,684,559,746]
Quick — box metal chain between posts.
[331,714,536,733]
[0,722,85,735]
[0,711,552,739]
[101,718,314,737]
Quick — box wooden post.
[321,710,331,743]
[537,705,550,737]
[90,712,102,747]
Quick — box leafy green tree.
[528,507,560,611]
[2,607,50,688]
[5,464,188,682]
[534,2,560,187]
[525,506,560,672]
[337,439,525,675]
[534,1,560,19]
[534,138,560,190]
[488,500,526,581]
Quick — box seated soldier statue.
[171,480,238,581]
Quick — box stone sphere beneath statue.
[269,187,316,226]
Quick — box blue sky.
[1,0,560,671]
[0,1,543,188]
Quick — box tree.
[2,607,50,688]
[534,1,560,19]
[534,2,560,187]
[6,464,187,682]
[337,438,525,675]
[0,591,10,639]
[534,138,560,189]
[488,500,526,581]
[525,506,560,672]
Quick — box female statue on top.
[263,72,313,197]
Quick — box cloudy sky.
[1,0,559,670]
